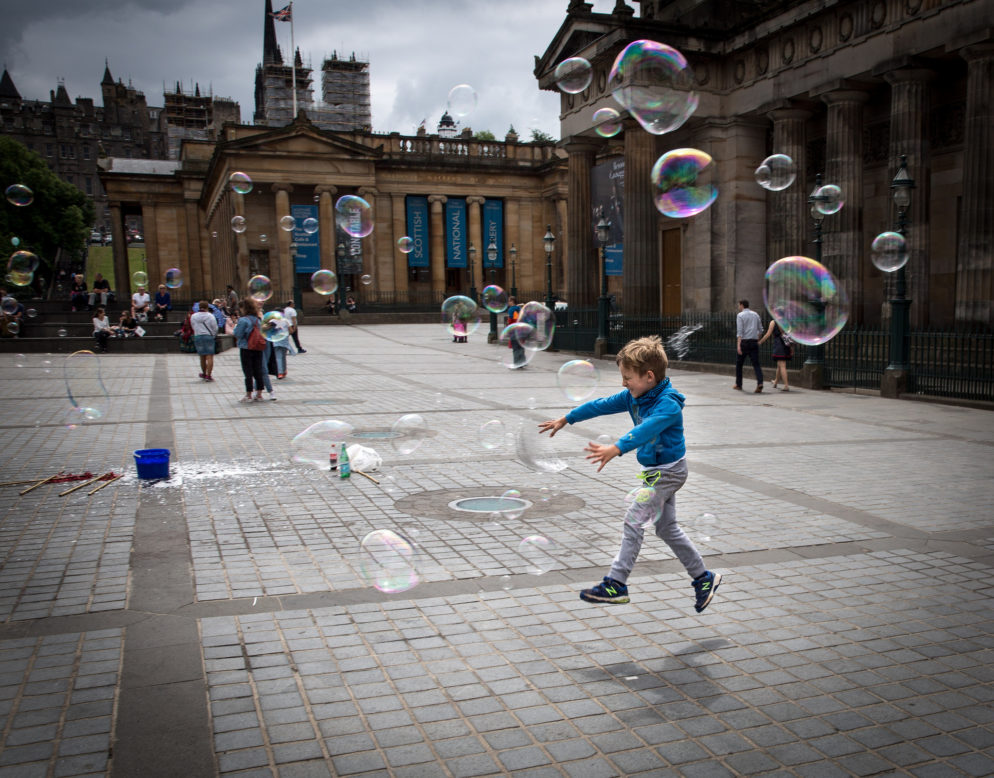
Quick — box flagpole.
[290,1,297,120]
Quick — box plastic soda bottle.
[329,444,338,471]
[339,442,351,479]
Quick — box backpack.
[247,320,267,351]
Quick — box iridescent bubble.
[310,269,338,296]
[63,350,109,426]
[527,397,537,410]
[15,353,26,367]
[132,271,148,287]
[391,414,429,456]
[623,485,662,528]
[441,295,481,337]
[25,308,37,318]
[164,268,183,289]
[5,184,34,207]
[211,231,218,238]
[595,434,613,446]
[261,310,290,343]
[479,419,505,450]
[359,529,421,593]
[696,511,717,542]
[538,486,550,502]
[360,274,372,286]
[755,154,796,192]
[764,256,849,346]
[279,215,296,232]
[518,301,556,351]
[608,40,698,135]
[290,419,354,470]
[248,275,273,303]
[498,323,536,369]
[481,285,507,314]
[557,360,599,402]
[500,489,526,520]
[228,172,253,195]
[1,296,18,315]
[871,231,908,273]
[555,57,592,94]
[302,217,319,235]
[231,215,247,234]
[515,424,568,473]
[593,107,622,138]
[518,536,558,575]
[651,148,717,218]
[57,328,68,337]
[814,184,844,215]
[335,195,373,238]
[6,251,36,285]
[397,236,414,254]
[447,84,477,118]
[10,237,20,247]
[6,321,20,335]
[259,234,268,243]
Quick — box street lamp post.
[486,239,499,343]
[509,244,518,300]
[594,209,612,358]
[543,226,555,310]
[883,154,915,396]
[468,243,477,303]
[802,175,829,385]
[335,241,346,315]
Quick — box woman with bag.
[233,298,267,402]
[759,319,793,392]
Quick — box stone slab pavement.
[0,323,992,777]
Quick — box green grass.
[85,246,148,288]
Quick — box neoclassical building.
[98,116,567,306]
[535,0,993,327]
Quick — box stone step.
[0,334,236,355]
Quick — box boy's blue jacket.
[565,377,686,467]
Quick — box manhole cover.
[449,496,532,513]
[394,488,585,522]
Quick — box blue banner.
[405,196,429,268]
[605,245,623,276]
[592,158,624,275]
[482,199,504,269]
[337,226,364,275]
[291,204,320,273]
[445,198,467,268]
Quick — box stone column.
[955,44,994,326]
[390,193,409,297]
[822,88,869,323]
[884,68,933,328]
[428,195,447,296]
[565,140,599,307]
[233,192,250,290]
[109,202,130,298]
[506,197,520,294]
[766,104,812,260]
[141,203,158,290]
[272,184,293,299]
[314,186,337,287]
[467,196,485,295]
[555,196,568,296]
[623,119,659,315]
[358,187,379,295]
[184,198,208,294]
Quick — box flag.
[270,4,292,21]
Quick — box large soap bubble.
[290,419,354,470]
[593,107,622,138]
[397,236,414,254]
[164,268,183,289]
[516,425,568,474]
[447,84,477,118]
[870,231,908,273]
[608,40,698,135]
[764,256,849,346]
[359,529,420,593]
[481,285,508,314]
[391,414,429,455]
[651,149,717,218]
[132,271,148,287]
[755,154,797,192]
[517,301,555,351]
[555,57,592,94]
[623,485,663,529]
[813,184,844,215]
[557,360,599,402]
[498,323,536,370]
[63,350,110,427]
[302,217,319,234]
[248,275,273,303]
[310,269,338,296]
[262,310,290,343]
[335,195,373,238]
[228,172,253,195]
[5,184,34,207]
[518,536,559,575]
[279,215,296,232]
[441,295,481,336]
[231,215,247,234]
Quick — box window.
[85,177,93,195]
[60,143,68,158]
[46,143,54,157]
[82,146,90,160]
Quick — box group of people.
[324,294,358,316]
[734,299,794,393]
[231,297,304,402]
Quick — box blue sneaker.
[580,577,629,604]
[693,571,722,613]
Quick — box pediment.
[223,124,380,161]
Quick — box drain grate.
[449,496,532,514]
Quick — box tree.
[0,137,94,290]
[473,130,496,141]
[530,128,556,143]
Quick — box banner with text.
[591,158,624,276]
[482,199,504,269]
[291,204,320,273]
[405,196,429,268]
[445,198,468,268]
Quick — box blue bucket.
[134,448,170,479]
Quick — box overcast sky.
[0,0,620,139]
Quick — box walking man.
[734,299,764,393]
[284,299,305,353]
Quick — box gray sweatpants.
[609,459,706,584]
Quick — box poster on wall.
[592,158,624,276]
[482,199,504,269]
[445,198,467,268]
[405,196,429,268]
[291,204,320,273]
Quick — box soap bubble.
[441,295,481,336]
[593,107,622,138]
[500,489,526,519]
[527,397,537,410]
[57,328,68,337]
[623,485,663,528]
[516,424,568,473]
[310,269,338,296]
[279,215,296,232]
[335,195,373,238]
[608,40,698,135]
[871,231,908,273]
[164,268,183,289]
[25,308,37,318]
[764,256,849,346]
[518,301,556,351]
[397,236,414,253]
[63,350,109,426]
[595,434,613,446]
[8,251,39,280]
[359,529,420,593]
[813,184,844,215]
[391,414,429,455]
[557,360,599,402]
[5,184,34,206]
[211,231,218,238]
[259,234,268,244]
[1,296,19,315]
[228,172,253,194]
[555,57,592,94]
[6,321,20,335]
[231,215,247,234]
[755,154,797,191]
[498,323,536,369]
[479,420,505,450]
[290,419,354,469]
[261,311,290,343]
[360,274,372,286]
[481,285,508,314]
[518,536,558,575]
[665,323,703,360]
[10,237,19,247]
[447,84,477,118]
[651,148,717,218]
[248,275,273,303]
[302,217,319,234]
[132,271,148,287]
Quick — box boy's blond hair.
[616,335,668,381]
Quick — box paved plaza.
[1,322,993,778]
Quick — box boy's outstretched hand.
[584,441,620,472]
[538,417,567,437]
